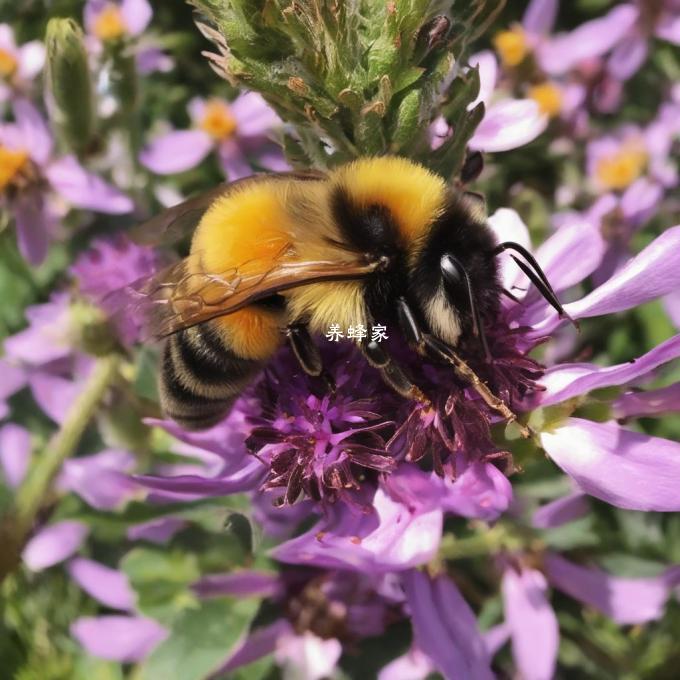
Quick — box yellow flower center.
[493,26,529,68]
[199,100,238,140]
[528,82,563,117]
[93,5,128,41]
[595,145,648,191]
[0,48,18,78]
[0,146,29,192]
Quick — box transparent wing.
[114,245,381,340]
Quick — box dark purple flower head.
[71,234,159,344]
[246,345,398,506]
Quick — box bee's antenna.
[493,241,579,329]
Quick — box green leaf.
[121,547,200,624]
[139,597,260,680]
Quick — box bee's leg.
[286,323,335,392]
[395,298,532,438]
[359,335,431,406]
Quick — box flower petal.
[487,208,532,290]
[46,156,134,213]
[403,570,493,680]
[71,615,167,662]
[541,417,680,511]
[539,333,680,405]
[469,99,548,152]
[18,40,46,80]
[532,491,590,529]
[531,226,680,335]
[13,98,52,164]
[60,449,138,509]
[468,51,498,108]
[217,138,255,180]
[139,129,213,174]
[13,194,52,265]
[121,0,153,35]
[0,423,32,488]
[68,557,136,610]
[271,487,442,572]
[378,647,433,680]
[127,518,187,543]
[502,567,559,680]
[545,553,670,625]
[220,620,293,674]
[522,0,558,35]
[613,382,680,419]
[29,372,80,425]
[538,5,639,75]
[274,631,342,680]
[608,34,648,81]
[22,520,89,571]
[230,92,281,137]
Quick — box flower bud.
[44,18,95,157]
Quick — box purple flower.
[0,99,133,264]
[501,564,559,680]
[140,93,288,179]
[0,23,45,103]
[71,235,160,343]
[22,520,89,571]
[0,423,31,488]
[432,50,548,153]
[84,0,151,42]
[402,570,493,680]
[71,615,168,663]
[607,1,680,81]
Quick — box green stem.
[14,355,120,533]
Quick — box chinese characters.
[325,324,389,342]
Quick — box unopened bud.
[45,18,95,157]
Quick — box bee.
[129,157,569,431]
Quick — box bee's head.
[408,192,501,351]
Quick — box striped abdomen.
[159,323,264,430]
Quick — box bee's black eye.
[440,253,464,287]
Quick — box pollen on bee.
[93,4,128,41]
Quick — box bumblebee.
[132,157,568,431]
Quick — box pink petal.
[271,487,442,572]
[274,631,342,680]
[0,423,32,488]
[217,138,254,180]
[532,491,590,529]
[469,99,548,153]
[220,620,293,674]
[22,520,89,571]
[502,567,558,680]
[230,92,281,137]
[127,517,187,543]
[545,553,670,625]
[18,40,46,80]
[656,13,680,44]
[13,193,52,265]
[483,623,511,658]
[613,382,680,419]
[378,647,433,680]
[522,0,558,35]
[13,98,52,164]
[71,615,167,662]
[46,156,134,213]
[403,570,493,680]
[531,226,680,336]
[538,5,639,75]
[541,417,680,511]
[121,0,153,35]
[539,333,680,405]
[608,34,648,80]
[468,51,498,108]
[60,449,138,509]
[139,129,213,174]
[487,208,532,290]
[29,373,80,425]
[0,360,27,402]
[68,557,135,610]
